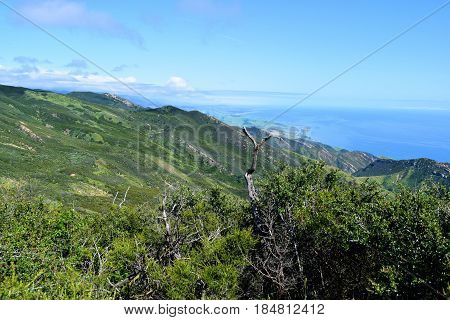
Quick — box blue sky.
[0,0,449,108]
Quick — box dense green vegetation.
[355,158,450,189]
[1,161,448,299]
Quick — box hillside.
[355,158,450,188]
[247,126,377,173]
[1,84,447,211]
[0,85,261,211]
[0,85,302,210]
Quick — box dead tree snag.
[242,127,272,233]
[242,127,272,201]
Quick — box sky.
[0,0,449,108]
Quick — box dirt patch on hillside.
[19,122,43,143]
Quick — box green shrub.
[0,162,448,299]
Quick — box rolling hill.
[0,84,447,210]
[0,85,260,211]
[354,158,450,188]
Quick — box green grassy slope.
[354,158,450,189]
[0,85,296,210]
[247,126,377,173]
[0,85,158,211]
[7,84,444,210]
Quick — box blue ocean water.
[190,105,450,163]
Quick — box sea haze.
[184,105,450,163]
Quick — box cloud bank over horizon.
[1,61,446,111]
[0,57,313,108]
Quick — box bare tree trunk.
[242,127,303,299]
[159,192,181,264]
[242,127,271,202]
[242,127,271,232]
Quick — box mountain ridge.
[67,91,142,110]
[355,158,450,188]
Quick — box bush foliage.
[0,161,448,299]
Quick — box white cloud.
[73,73,137,84]
[0,64,305,108]
[166,76,193,91]
[0,63,138,94]
[18,0,145,48]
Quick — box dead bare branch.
[242,127,272,202]
[112,191,118,205]
[119,186,130,208]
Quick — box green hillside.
[0,84,380,211]
[355,158,450,189]
[1,84,448,211]
[0,85,252,211]
[247,126,377,173]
